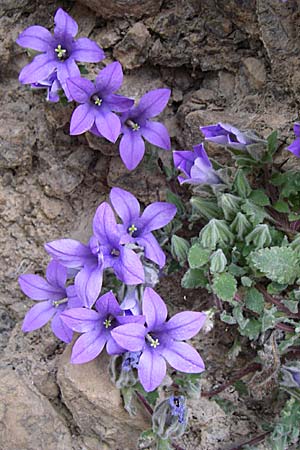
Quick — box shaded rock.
[114,22,151,70]
[39,166,84,199]
[107,154,169,203]
[85,132,120,155]
[0,307,15,352]
[0,367,72,450]
[77,0,163,19]
[57,346,149,450]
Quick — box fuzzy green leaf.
[244,287,264,314]
[249,189,270,206]
[188,244,211,268]
[212,272,237,302]
[181,269,207,289]
[249,247,300,284]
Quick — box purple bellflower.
[116,88,171,170]
[173,143,220,185]
[110,187,177,268]
[17,8,105,99]
[45,201,145,308]
[60,291,145,363]
[287,123,300,157]
[200,123,256,150]
[19,260,82,343]
[67,62,134,142]
[31,70,61,102]
[112,287,206,392]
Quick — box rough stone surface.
[114,22,151,69]
[0,367,72,450]
[57,346,149,449]
[78,0,163,19]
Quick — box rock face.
[0,367,72,450]
[57,346,149,450]
[77,0,163,18]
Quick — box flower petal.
[22,300,55,332]
[51,313,73,343]
[92,202,118,243]
[105,94,134,112]
[54,8,78,38]
[110,187,140,225]
[137,88,171,119]
[16,26,53,52]
[113,247,145,285]
[46,260,67,289]
[60,307,101,332]
[106,336,125,355]
[70,103,94,135]
[141,121,171,150]
[19,274,65,301]
[75,264,103,308]
[165,312,207,340]
[119,131,145,170]
[138,346,166,392]
[287,138,300,158]
[66,285,83,308]
[66,76,95,103]
[95,61,123,95]
[19,53,57,84]
[71,329,106,364]
[45,239,95,268]
[143,287,167,330]
[95,110,121,143]
[136,233,166,268]
[95,291,122,317]
[162,341,205,373]
[111,323,146,351]
[57,58,80,99]
[71,37,105,62]
[141,202,177,234]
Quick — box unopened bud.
[218,193,241,220]
[245,224,272,249]
[231,212,251,240]
[199,219,234,250]
[210,249,227,273]
[171,235,190,264]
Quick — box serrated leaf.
[249,247,300,284]
[188,244,211,268]
[212,272,237,302]
[273,200,290,213]
[239,318,262,339]
[181,268,207,289]
[244,287,264,314]
[249,189,270,206]
[220,311,237,324]
[241,200,267,225]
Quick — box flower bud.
[230,212,252,240]
[199,219,234,250]
[152,396,188,440]
[245,224,272,249]
[281,363,300,388]
[171,235,190,264]
[233,169,252,198]
[218,193,241,220]
[210,249,227,273]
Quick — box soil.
[0,0,299,449]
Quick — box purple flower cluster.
[16,8,171,171]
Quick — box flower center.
[125,119,140,131]
[91,95,102,106]
[111,248,120,257]
[103,318,112,329]
[128,224,138,236]
[55,44,68,60]
[146,334,160,348]
[52,298,68,308]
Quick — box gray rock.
[77,0,163,19]
[0,367,72,450]
[114,22,151,70]
[57,346,149,450]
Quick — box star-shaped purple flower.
[116,88,171,170]
[31,70,61,102]
[17,8,105,99]
[287,123,300,157]
[200,123,256,150]
[110,187,176,268]
[112,287,206,392]
[67,62,134,142]
[61,291,145,363]
[173,143,220,185]
[45,201,145,308]
[19,260,82,342]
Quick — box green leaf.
[244,287,264,314]
[241,200,267,225]
[239,318,262,340]
[267,130,278,156]
[234,380,248,396]
[166,190,185,216]
[273,200,290,213]
[249,189,270,206]
[241,276,253,287]
[233,304,249,329]
[261,306,280,332]
[249,246,300,284]
[283,299,299,314]
[188,244,211,268]
[220,311,237,324]
[190,197,222,221]
[233,169,252,198]
[212,272,237,302]
[181,268,207,289]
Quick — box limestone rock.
[77,0,163,19]
[114,22,151,70]
[0,367,72,450]
[243,57,267,90]
[57,346,149,450]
